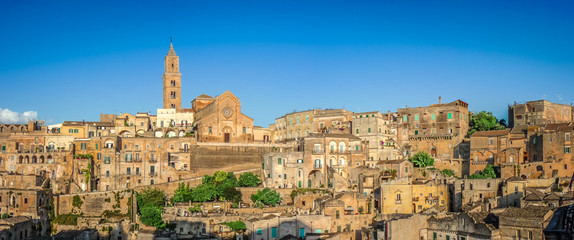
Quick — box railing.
[395,200,401,204]
[314,164,322,169]
[312,149,324,154]
[149,159,157,163]
[149,172,157,177]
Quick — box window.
[278,158,282,164]
[125,154,132,162]
[299,228,305,237]
[271,227,277,238]
[567,133,570,141]
[24,198,28,204]
[104,157,110,164]
[257,229,262,235]
[127,167,131,175]
[97,153,101,160]
[489,138,494,145]
[297,116,300,124]
[431,114,435,120]
[136,167,140,175]
[356,129,359,134]
[368,128,371,133]
[106,171,110,177]
[565,147,571,153]
[448,113,452,119]
[74,129,78,133]
[415,114,419,121]
[297,159,304,163]
[415,130,418,135]
[305,115,309,122]
[403,115,407,122]
[208,127,212,134]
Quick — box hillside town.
[1,43,574,240]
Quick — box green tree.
[441,169,455,177]
[409,152,434,167]
[222,221,246,232]
[191,184,218,202]
[251,188,282,206]
[136,188,167,229]
[237,172,261,187]
[172,183,193,203]
[469,165,497,179]
[139,206,164,228]
[468,111,506,137]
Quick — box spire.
[168,38,177,56]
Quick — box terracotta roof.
[471,129,510,137]
[195,94,215,100]
[499,206,553,219]
[506,176,524,182]
[544,123,573,131]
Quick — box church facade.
[160,43,254,143]
[193,91,254,143]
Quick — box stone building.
[508,100,573,128]
[263,133,367,190]
[302,133,367,189]
[544,204,574,239]
[498,206,554,240]
[313,109,354,135]
[426,211,498,240]
[272,109,319,142]
[376,178,449,215]
[263,152,305,188]
[246,214,332,240]
[271,109,354,143]
[451,178,502,212]
[351,111,400,161]
[163,42,182,111]
[397,98,470,163]
[194,91,255,143]
[501,177,555,208]
[0,216,37,240]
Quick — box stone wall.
[56,190,132,217]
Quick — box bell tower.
[163,41,182,111]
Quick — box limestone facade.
[376,178,449,215]
[351,111,400,161]
[508,100,573,128]
[194,91,254,143]
[397,98,470,161]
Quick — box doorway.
[224,133,230,143]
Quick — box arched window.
[339,158,346,166]
[339,142,346,153]
[329,141,336,153]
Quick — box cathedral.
[162,43,254,143]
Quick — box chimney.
[439,96,442,104]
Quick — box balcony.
[149,172,157,177]
[149,159,157,163]
[134,158,142,162]
[312,149,324,154]
[314,164,322,169]
[395,200,402,204]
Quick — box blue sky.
[1,1,573,126]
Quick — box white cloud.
[0,109,37,124]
